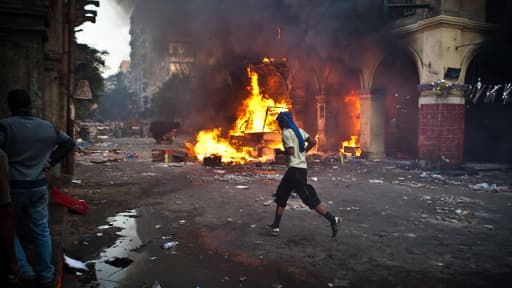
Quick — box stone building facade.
[357,0,504,167]
[0,0,98,172]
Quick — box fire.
[188,61,288,164]
[341,135,362,157]
[230,67,287,135]
[340,91,361,157]
[186,128,253,163]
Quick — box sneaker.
[331,217,342,238]
[267,224,280,236]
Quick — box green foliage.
[74,46,107,120]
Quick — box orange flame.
[230,67,287,135]
[187,63,288,163]
[340,91,361,157]
[186,128,254,163]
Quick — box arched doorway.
[372,49,420,159]
[464,43,512,163]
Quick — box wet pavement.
[58,137,512,287]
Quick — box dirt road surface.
[58,137,512,287]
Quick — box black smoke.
[126,0,391,136]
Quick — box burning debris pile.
[186,59,289,164]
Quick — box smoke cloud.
[124,0,394,140]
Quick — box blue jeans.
[11,186,54,283]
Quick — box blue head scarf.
[276,111,305,152]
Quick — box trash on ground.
[469,183,498,191]
[105,257,133,268]
[64,254,89,271]
[50,187,89,214]
[369,179,384,184]
[161,241,179,249]
[235,185,249,189]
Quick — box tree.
[74,46,107,120]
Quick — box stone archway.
[371,49,420,159]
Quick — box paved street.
[56,137,512,287]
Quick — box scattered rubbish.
[155,225,161,229]
[204,154,222,167]
[50,187,89,214]
[235,185,249,189]
[178,219,187,224]
[142,172,156,176]
[431,174,445,180]
[484,225,494,231]
[148,257,158,260]
[161,241,179,249]
[213,169,226,174]
[105,257,133,268]
[64,254,89,271]
[403,182,425,188]
[469,183,498,191]
[263,200,273,206]
[239,276,247,282]
[161,236,173,240]
[369,179,384,184]
[96,233,103,237]
[71,179,82,184]
[250,224,256,228]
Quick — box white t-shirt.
[282,128,309,169]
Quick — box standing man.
[0,89,76,287]
[0,148,20,286]
[269,111,341,237]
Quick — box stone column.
[359,89,386,159]
[417,86,465,167]
[316,95,326,151]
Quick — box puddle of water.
[92,209,146,287]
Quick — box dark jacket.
[0,112,75,188]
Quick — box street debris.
[469,183,498,192]
[161,241,179,249]
[64,254,89,271]
[369,179,384,184]
[105,257,133,268]
[235,185,249,189]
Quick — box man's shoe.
[331,217,342,238]
[267,224,280,236]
